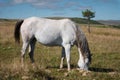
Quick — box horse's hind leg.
[29,38,36,65]
[60,47,66,69]
[21,41,29,68]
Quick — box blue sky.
[0,0,120,20]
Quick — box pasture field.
[0,20,120,80]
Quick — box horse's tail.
[14,20,24,43]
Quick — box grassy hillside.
[0,20,120,80]
[71,18,101,24]
[47,17,101,24]
[98,20,120,26]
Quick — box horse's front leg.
[63,44,71,71]
[60,47,66,69]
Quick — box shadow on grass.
[46,65,116,73]
[32,70,56,80]
[89,67,115,73]
[46,64,77,69]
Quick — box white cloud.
[0,0,92,11]
[13,0,23,4]
[13,0,61,4]
[3,0,119,12]
[12,0,64,10]
[13,0,39,4]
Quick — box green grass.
[0,21,120,80]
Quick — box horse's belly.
[38,37,62,46]
[35,32,62,46]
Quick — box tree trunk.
[87,18,91,33]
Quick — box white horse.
[14,17,91,71]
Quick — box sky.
[0,0,120,20]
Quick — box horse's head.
[77,39,91,70]
[76,28,91,70]
[82,47,91,70]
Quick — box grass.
[0,21,120,80]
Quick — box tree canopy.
[82,9,95,20]
[82,9,95,33]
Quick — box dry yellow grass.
[0,21,120,80]
[80,25,120,54]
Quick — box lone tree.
[82,9,95,33]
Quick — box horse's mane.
[76,25,91,62]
